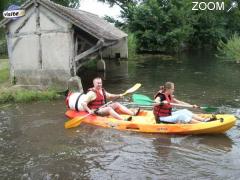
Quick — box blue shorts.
[159,109,193,123]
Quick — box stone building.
[0,0,128,89]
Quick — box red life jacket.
[153,92,173,117]
[88,88,107,109]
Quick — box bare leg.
[192,114,208,121]
[97,107,125,120]
[110,102,135,116]
[189,118,202,124]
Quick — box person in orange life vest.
[81,77,140,121]
[153,82,210,124]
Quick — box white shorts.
[159,109,193,123]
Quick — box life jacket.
[87,88,107,109]
[153,92,173,117]
[65,92,85,111]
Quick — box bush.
[217,33,240,63]
[128,33,137,58]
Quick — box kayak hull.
[65,110,236,134]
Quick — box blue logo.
[3,5,25,19]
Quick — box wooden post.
[35,2,42,69]
[73,35,78,75]
[97,50,106,71]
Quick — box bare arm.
[81,91,96,114]
[105,91,122,99]
[173,98,198,108]
[173,98,190,105]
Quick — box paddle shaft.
[171,103,212,110]
[75,95,129,124]
[64,100,115,128]
[82,100,115,119]
[134,101,201,109]
[132,93,218,112]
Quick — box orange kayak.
[65,110,236,134]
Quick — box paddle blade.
[123,83,141,95]
[64,116,86,129]
[132,94,154,106]
[201,106,218,112]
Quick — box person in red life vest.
[81,77,140,121]
[153,82,212,124]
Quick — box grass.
[0,59,63,104]
[0,59,9,83]
[0,89,60,103]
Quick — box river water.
[1,52,240,179]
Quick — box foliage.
[188,8,227,49]
[128,32,137,58]
[52,0,80,8]
[0,59,9,83]
[128,0,194,53]
[97,0,138,23]
[217,33,240,62]
[100,0,240,53]
[104,15,125,28]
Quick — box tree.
[52,0,80,8]
[97,0,139,23]
[128,0,194,53]
[99,0,240,53]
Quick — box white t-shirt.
[68,93,86,111]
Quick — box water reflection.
[151,134,173,158]
[80,53,240,112]
[196,134,233,152]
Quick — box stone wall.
[102,37,128,59]
[6,4,74,90]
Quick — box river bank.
[0,59,61,104]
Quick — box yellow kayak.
[65,110,236,134]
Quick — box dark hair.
[93,77,102,83]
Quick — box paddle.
[64,83,142,129]
[132,93,218,112]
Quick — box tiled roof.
[0,0,127,41]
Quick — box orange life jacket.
[153,92,173,117]
[88,88,107,109]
